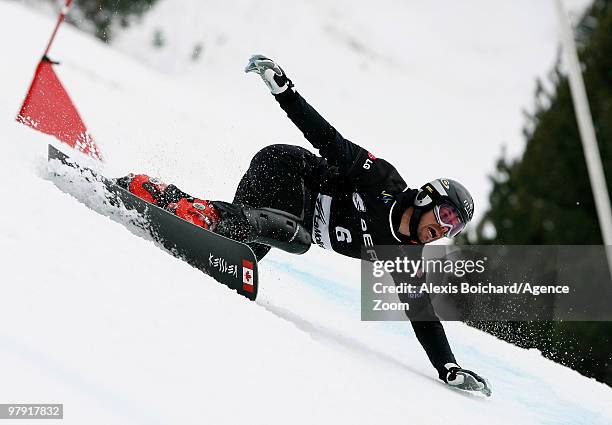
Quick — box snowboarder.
[116,55,490,395]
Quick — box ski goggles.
[433,203,465,238]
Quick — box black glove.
[442,363,492,396]
[245,54,293,95]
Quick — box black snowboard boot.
[212,201,311,255]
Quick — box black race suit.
[230,88,457,379]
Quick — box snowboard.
[48,144,259,300]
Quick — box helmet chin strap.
[408,183,445,244]
[408,205,430,244]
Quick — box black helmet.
[409,178,474,242]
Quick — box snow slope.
[1,1,611,424]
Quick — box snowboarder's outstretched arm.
[390,266,457,376]
[245,55,369,178]
[392,268,491,396]
[275,90,363,174]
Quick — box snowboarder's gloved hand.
[245,54,293,95]
[168,198,220,230]
[441,363,492,396]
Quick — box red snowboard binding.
[115,174,220,231]
[170,197,220,230]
